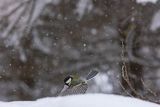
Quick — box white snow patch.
[0,94,159,107]
[30,0,61,24]
[75,0,93,19]
[136,0,158,4]
[150,9,160,31]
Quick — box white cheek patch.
[66,78,72,84]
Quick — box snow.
[150,9,160,31]
[0,94,159,107]
[75,0,93,19]
[30,0,60,24]
[136,0,158,4]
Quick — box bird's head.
[64,74,85,87]
[64,75,73,87]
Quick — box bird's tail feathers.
[86,69,99,80]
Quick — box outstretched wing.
[86,69,99,80]
[59,83,88,96]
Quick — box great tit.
[59,69,98,96]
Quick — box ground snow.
[0,94,159,107]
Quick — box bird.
[58,69,99,96]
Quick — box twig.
[121,40,145,99]
[118,80,134,97]
[140,78,157,97]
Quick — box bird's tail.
[86,69,99,80]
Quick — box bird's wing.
[59,83,88,96]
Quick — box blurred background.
[0,0,160,103]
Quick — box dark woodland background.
[0,0,160,103]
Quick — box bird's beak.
[61,85,69,92]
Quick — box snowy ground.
[0,94,159,107]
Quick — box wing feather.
[59,83,88,96]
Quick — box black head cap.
[64,75,73,86]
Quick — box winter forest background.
[0,0,160,104]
